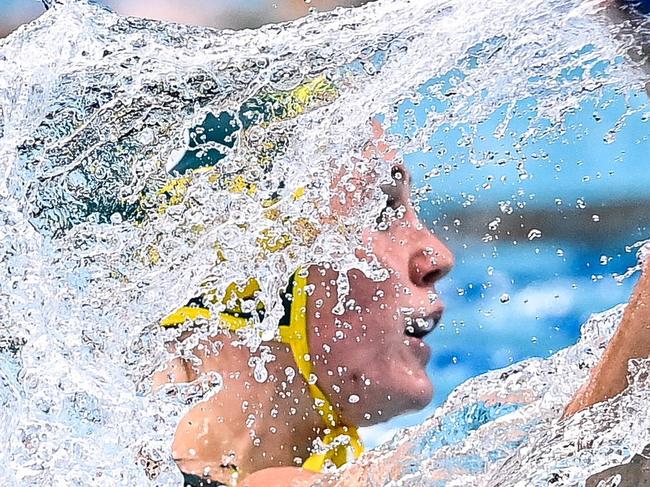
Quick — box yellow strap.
[301,426,364,472]
[160,306,211,327]
[160,272,364,471]
[278,272,363,471]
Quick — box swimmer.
[154,117,454,486]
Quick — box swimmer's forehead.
[372,163,412,188]
[342,164,413,196]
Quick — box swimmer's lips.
[404,309,443,339]
[404,309,443,365]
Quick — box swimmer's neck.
[171,335,325,481]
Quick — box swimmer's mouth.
[404,310,443,339]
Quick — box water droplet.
[592,214,600,222]
[499,293,510,303]
[556,248,565,257]
[527,229,542,241]
[576,198,586,209]
[488,218,501,231]
[348,394,360,404]
[498,201,513,215]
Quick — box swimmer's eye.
[391,165,407,183]
[376,165,409,228]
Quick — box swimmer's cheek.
[239,467,326,487]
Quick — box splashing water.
[0,0,648,485]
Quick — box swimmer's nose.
[409,232,454,289]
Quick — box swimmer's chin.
[363,376,433,425]
[403,377,434,412]
[399,365,434,410]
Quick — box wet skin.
[307,164,453,427]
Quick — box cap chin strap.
[161,271,364,472]
[277,271,364,472]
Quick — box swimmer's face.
[307,163,454,427]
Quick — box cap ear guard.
[161,277,264,328]
[160,269,365,471]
